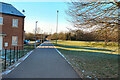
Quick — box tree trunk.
[105,30,108,46]
[105,40,108,46]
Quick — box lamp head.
[57,10,59,13]
[22,9,25,13]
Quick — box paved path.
[3,41,80,78]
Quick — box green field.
[52,40,119,78]
[29,41,36,43]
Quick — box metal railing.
[1,44,35,71]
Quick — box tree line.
[25,32,49,41]
[47,29,118,42]
[25,28,49,41]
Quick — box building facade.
[0,2,25,50]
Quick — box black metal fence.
[1,44,35,71]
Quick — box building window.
[12,36,18,45]
[0,17,3,25]
[13,19,18,27]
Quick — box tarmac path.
[2,41,80,79]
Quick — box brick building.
[0,2,25,50]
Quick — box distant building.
[0,2,25,51]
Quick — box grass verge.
[52,40,119,78]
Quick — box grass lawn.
[29,41,36,43]
[52,40,119,78]
[24,44,35,51]
[29,41,40,43]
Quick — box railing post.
[23,46,24,56]
[4,48,7,69]
[17,46,18,61]
[20,46,21,58]
[19,47,20,58]
[10,48,11,65]
[13,46,15,62]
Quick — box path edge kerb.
[51,42,81,78]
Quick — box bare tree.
[33,27,41,34]
[66,0,119,45]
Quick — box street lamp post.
[41,30,43,43]
[35,21,38,48]
[56,10,59,44]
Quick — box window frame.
[12,19,18,28]
[12,36,18,46]
[0,17,3,25]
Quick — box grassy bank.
[52,40,119,78]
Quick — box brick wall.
[0,14,2,33]
[2,14,24,49]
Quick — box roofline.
[0,2,11,5]
[0,13,25,18]
[0,2,25,18]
